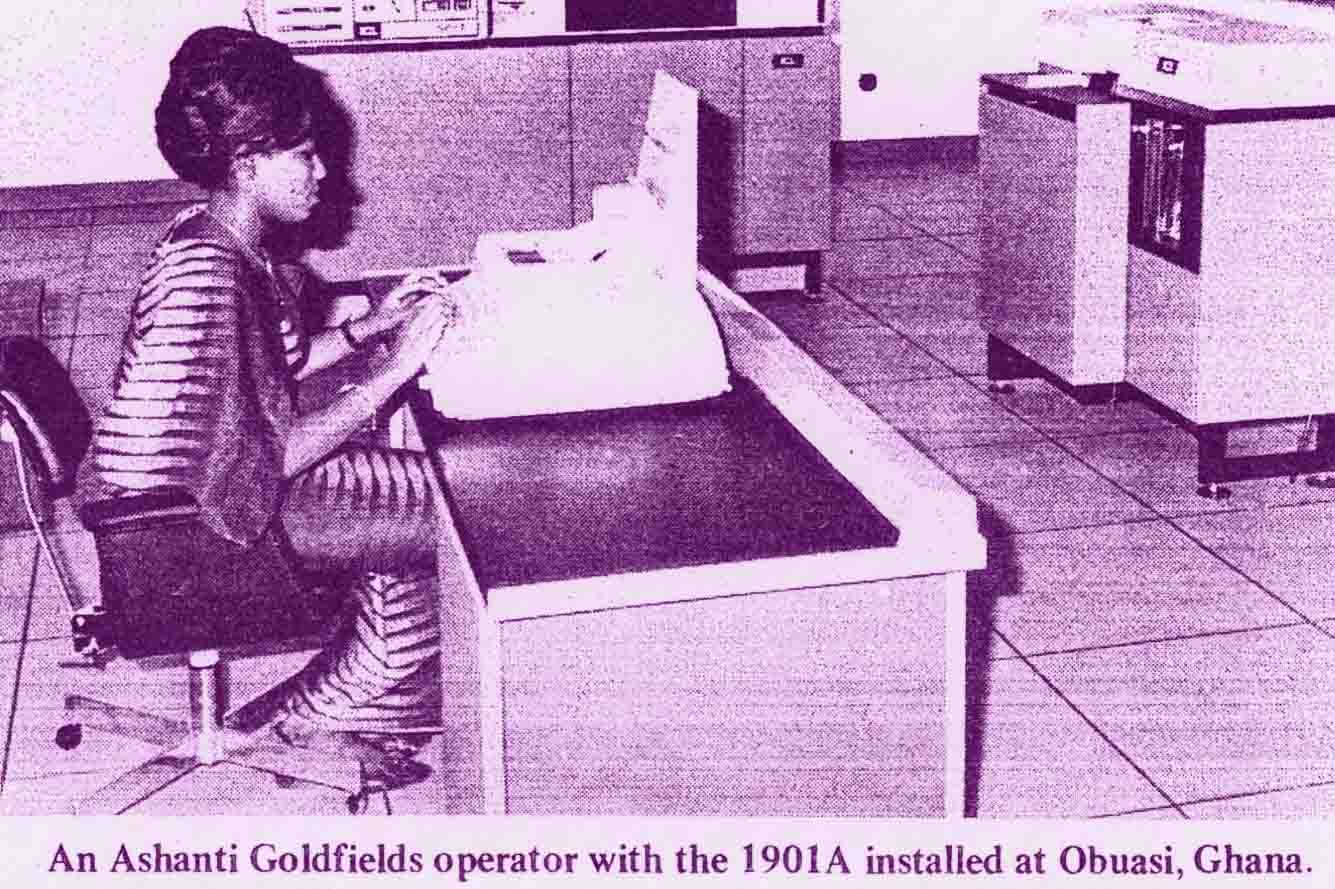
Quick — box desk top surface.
[417,380,900,589]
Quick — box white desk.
[413,269,986,816]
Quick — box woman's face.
[246,139,327,224]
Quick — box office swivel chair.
[0,334,394,814]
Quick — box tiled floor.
[1,158,1333,817]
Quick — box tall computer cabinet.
[978,74,1130,395]
[980,69,1335,486]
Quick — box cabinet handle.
[772,53,805,70]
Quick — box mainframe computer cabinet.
[301,32,835,288]
[301,45,574,279]
[978,74,1130,394]
[1126,110,1335,425]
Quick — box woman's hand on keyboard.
[382,295,456,382]
[363,269,454,339]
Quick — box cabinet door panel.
[571,40,742,144]
[302,46,571,278]
[740,139,832,254]
[315,139,570,274]
[743,36,836,141]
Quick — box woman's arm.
[294,315,378,382]
[282,295,455,479]
[294,270,454,382]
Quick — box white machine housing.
[421,71,732,421]
[1038,3,1335,109]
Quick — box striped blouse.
[86,206,309,545]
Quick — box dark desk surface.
[417,380,900,590]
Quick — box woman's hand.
[381,293,458,384]
[360,269,453,340]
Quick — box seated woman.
[83,26,457,780]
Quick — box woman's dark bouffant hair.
[155,27,316,189]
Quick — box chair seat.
[81,490,341,660]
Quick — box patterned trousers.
[277,445,441,731]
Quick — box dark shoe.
[357,751,432,791]
[272,711,433,791]
[352,731,431,759]
[271,708,319,750]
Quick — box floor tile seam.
[826,280,986,384]
[119,763,206,814]
[6,764,156,785]
[830,372,963,388]
[940,382,1326,537]
[218,758,353,794]
[934,374,1335,617]
[919,426,1169,453]
[811,299,1331,618]
[0,545,41,794]
[1090,803,1187,818]
[986,407,1332,632]
[989,627,1188,817]
[1151,493,1335,523]
[1170,778,1335,811]
[1149,517,1335,641]
[845,313,1094,453]
[950,418,1317,515]
[981,514,1211,539]
[983,421,1335,633]
[991,619,1320,664]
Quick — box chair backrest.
[0,335,92,495]
[0,334,334,660]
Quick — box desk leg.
[479,614,505,814]
[944,570,967,819]
[432,475,493,814]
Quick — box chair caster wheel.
[1197,483,1232,501]
[347,792,370,815]
[274,774,297,789]
[987,382,1016,395]
[55,723,82,750]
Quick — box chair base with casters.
[1,334,434,814]
[56,488,413,814]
